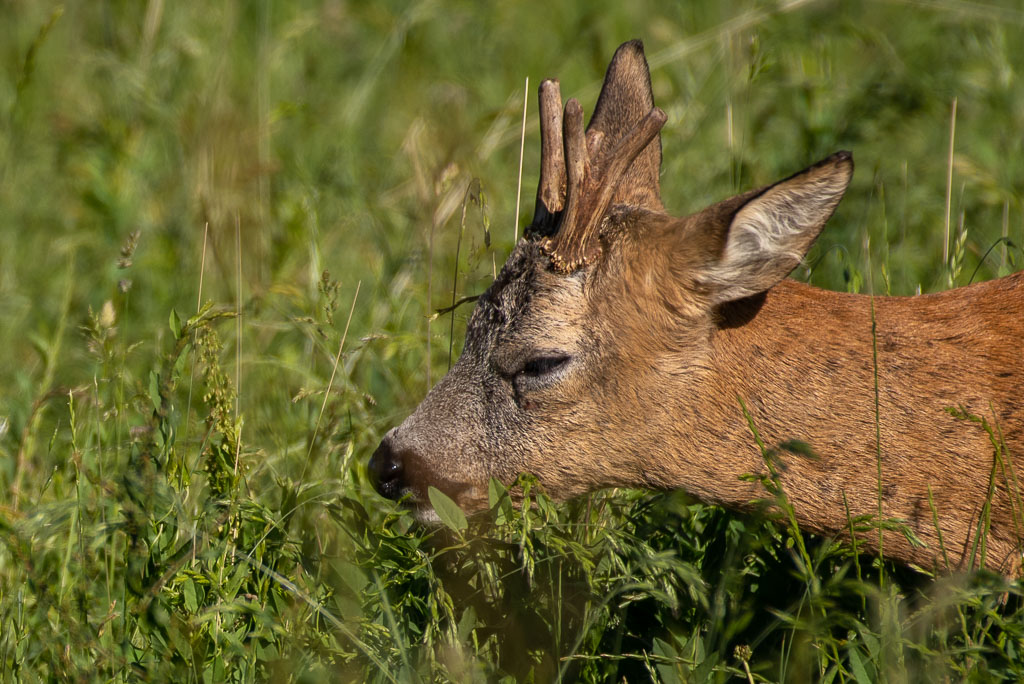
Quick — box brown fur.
[369,40,1024,575]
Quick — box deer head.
[369,40,853,521]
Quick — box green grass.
[1,0,1024,680]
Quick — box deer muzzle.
[368,430,412,501]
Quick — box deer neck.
[652,275,1022,571]
[645,281,877,504]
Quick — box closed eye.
[519,354,571,378]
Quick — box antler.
[532,79,566,233]
[532,91,667,273]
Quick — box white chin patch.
[412,505,441,524]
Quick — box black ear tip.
[614,39,647,62]
[818,150,854,176]
[607,40,652,82]
[620,38,645,54]
[833,150,854,177]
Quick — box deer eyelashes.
[520,354,572,378]
[513,353,573,404]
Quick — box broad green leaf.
[488,478,512,525]
[457,606,476,644]
[168,623,192,660]
[487,478,507,508]
[653,637,682,684]
[428,486,467,533]
[848,645,872,684]
[333,559,368,595]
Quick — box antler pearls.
[535,95,666,273]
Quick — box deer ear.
[587,40,663,211]
[699,151,853,305]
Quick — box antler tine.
[542,98,588,271]
[542,105,667,273]
[562,99,587,226]
[592,106,666,211]
[531,79,566,234]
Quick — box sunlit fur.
[377,41,1024,575]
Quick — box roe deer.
[370,40,1024,574]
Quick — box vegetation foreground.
[2,1,1024,681]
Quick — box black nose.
[368,438,405,500]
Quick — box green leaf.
[488,478,512,525]
[222,562,247,601]
[653,637,682,684]
[847,644,872,683]
[428,486,467,533]
[333,560,368,596]
[168,623,193,660]
[778,439,819,460]
[169,308,182,338]
[457,605,476,644]
[487,478,506,508]
[148,370,161,410]
[183,578,198,613]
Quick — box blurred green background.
[2,0,1022,432]
[1,0,1023,680]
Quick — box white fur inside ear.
[702,158,851,304]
